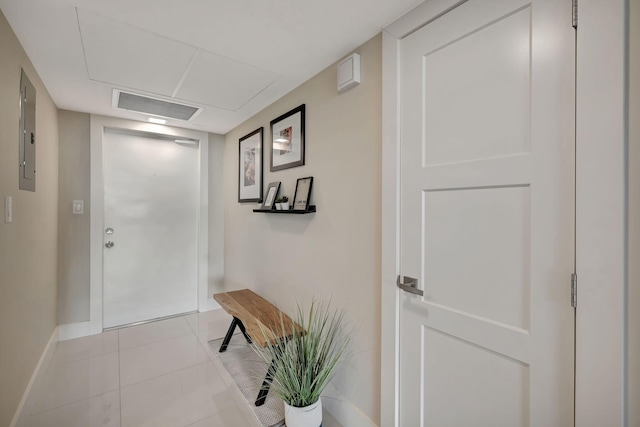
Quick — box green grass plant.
[252,300,350,408]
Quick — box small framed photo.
[270,104,305,172]
[262,181,281,210]
[238,127,263,203]
[293,177,313,211]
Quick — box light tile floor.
[17,310,262,427]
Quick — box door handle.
[105,241,115,249]
[397,275,423,296]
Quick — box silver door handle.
[397,275,423,296]
[105,241,115,249]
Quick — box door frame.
[380,0,628,425]
[89,115,214,334]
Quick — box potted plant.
[275,198,283,210]
[252,301,350,427]
[281,196,290,210]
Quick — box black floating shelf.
[253,205,316,214]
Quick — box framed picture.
[293,176,313,211]
[270,104,305,172]
[262,181,281,210]
[238,127,263,203]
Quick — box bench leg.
[255,347,282,406]
[220,317,252,352]
[237,319,252,344]
[219,317,240,352]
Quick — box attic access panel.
[19,68,36,192]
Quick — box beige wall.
[0,10,59,426]
[57,110,91,325]
[223,34,382,424]
[628,0,639,424]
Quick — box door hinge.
[572,0,578,29]
[571,273,578,308]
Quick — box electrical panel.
[19,69,36,192]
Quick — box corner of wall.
[9,327,58,427]
[207,132,225,306]
[0,9,59,426]
[57,110,91,325]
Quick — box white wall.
[223,34,382,426]
[627,0,639,424]
[0,9,59,426]
[57,110,90,324]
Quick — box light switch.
[72,200,84,215]
[5,196,12,223]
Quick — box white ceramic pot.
[282,202,290,210]
[275,203,282,210]
[284,399,322,427]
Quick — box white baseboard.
[58,321,92,341]
[10,327,59,427]
[323,383,378,427]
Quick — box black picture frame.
[262,181,281,210]
[293,176,313,211]
[238,127,263,203]
[270,104,305,172]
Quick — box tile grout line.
[25,392,117,419]
[116,315,228,423]
[120,329,198,353]
[47,330,120,369]
[119,359,217,391]
[27,357,121,416]
[26,314,228,424]
[47,348,120,369]
[32,314,229,424]
[118,317,194,352]
[118,334,217,389]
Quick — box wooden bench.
[213,289,301,406]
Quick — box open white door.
[394,0,576,425]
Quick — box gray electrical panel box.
[19,68,36,192]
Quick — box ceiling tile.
[175,49,280,111]
[2,0,422,133]
[77,8,196,97]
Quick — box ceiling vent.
[112,90,202,121]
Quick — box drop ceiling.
[0,0,422,134]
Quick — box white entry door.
[398,0,575,425]
[102,128,199,329]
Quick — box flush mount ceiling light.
[112,89,203,121]
[148,117,166,124]
[174,138,198,146]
